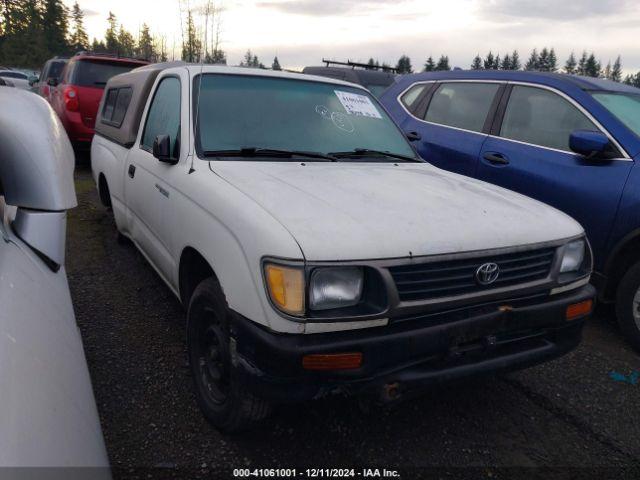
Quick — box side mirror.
[47,77,58,87]
[406,131,421,142]
[28,76,39,87]
[570,130,614,159]
[152,134,176,164]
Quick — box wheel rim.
[195,307,230,405]
[632,287,640,330]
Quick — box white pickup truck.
[92,63,595,432]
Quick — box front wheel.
[187,277,271,432]
[615,261,640,352]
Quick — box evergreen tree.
[117,25,135,57]
[585,53,600,77]
[500,53,511,70]
[42,0,69,56]
[494,54,501,70]
[91,37,107,53]
[611,55,622,82]
[471,54,483,70]
[510,50,521,70]
[137,23,155,61]
[577,51,588,75]
[272,56,281,70]
[603,61,612,80]
[181,10,201,62]
[366,57,375,70]
[423,55,435,72]
[548,48,557,72]
[483,51,495,69]
[395,55,413,74]
[538,48,549,71]
[105,11,118,53]
[435,55,450,71]
[69,2,88,52]
[206,48,226,64]
[525,48,539,71]
[565,52,577,74]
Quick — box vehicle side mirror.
[153,134,176,164]
[28,76,39,86]
[47,77,58,87]
[406,131,421,142]
[570,130,615,159]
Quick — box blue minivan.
[380,70,640,351]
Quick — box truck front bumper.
[229,285,595,403]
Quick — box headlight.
[264,263,305,316]
[560,240,585,273]
[310,267,363,311]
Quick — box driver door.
[125,73,185,281]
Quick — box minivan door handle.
[128,164,136,178]
[483,152,510,165]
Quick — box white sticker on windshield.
[334,90,383,119]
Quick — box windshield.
[194,74,417,160]
[73,60,142,88]
[591,92,640,137]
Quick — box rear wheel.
[615,261,640,352]
[187,277,271,432]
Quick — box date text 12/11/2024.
[233,468,401,478]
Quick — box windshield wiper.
[329,148,422,162]
[202,147,337,162]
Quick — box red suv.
[50,53,149,147]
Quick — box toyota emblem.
[475,262,500,286]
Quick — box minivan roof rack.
[74,51,147,62]
[321,59,398,73]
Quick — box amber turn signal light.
[566,299,593,321]
[302,353,363,371]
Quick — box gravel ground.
[67,165,640,480]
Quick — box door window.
[500,85,598,151]
[142,77,181,158]
[400,84,427,110]
[424,82,500,132]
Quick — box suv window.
[401,84,427,110]
[142,77,181,157]
[501,85,598,151]
[101,87,133,128]
[73,60,141,88]
[425,83,500,132]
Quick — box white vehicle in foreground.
[0,89,109,470]
[92,63,595,432]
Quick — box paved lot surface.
[67,165,640,479]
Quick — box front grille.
[389,247,557,302]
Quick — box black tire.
[187,277,271,432]
[615,261,640,352]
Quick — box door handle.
[483,152,510,165]
[128,164,136,178]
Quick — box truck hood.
[209,161,583,261]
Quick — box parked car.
[0,69,35,90]
[0,77,14,87]
[50,52,149,148]
[0,88,109,470]
[37,57,68,101]
[303,60,396,97]
[380,70,640,351]
[92,63,594,431]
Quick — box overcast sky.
[65,0,640,73]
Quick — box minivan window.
[73,60,140,88]
[401,84,427,110]
[194,74,416,160]
[142,77,181,157]
[501,86,598,151]
[47,61,65,79]
[425,82,500,133]
[591,92,640,137]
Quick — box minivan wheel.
[187,277,271,432]
[615,261,640,352]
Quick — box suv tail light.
[63,86,79,111]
